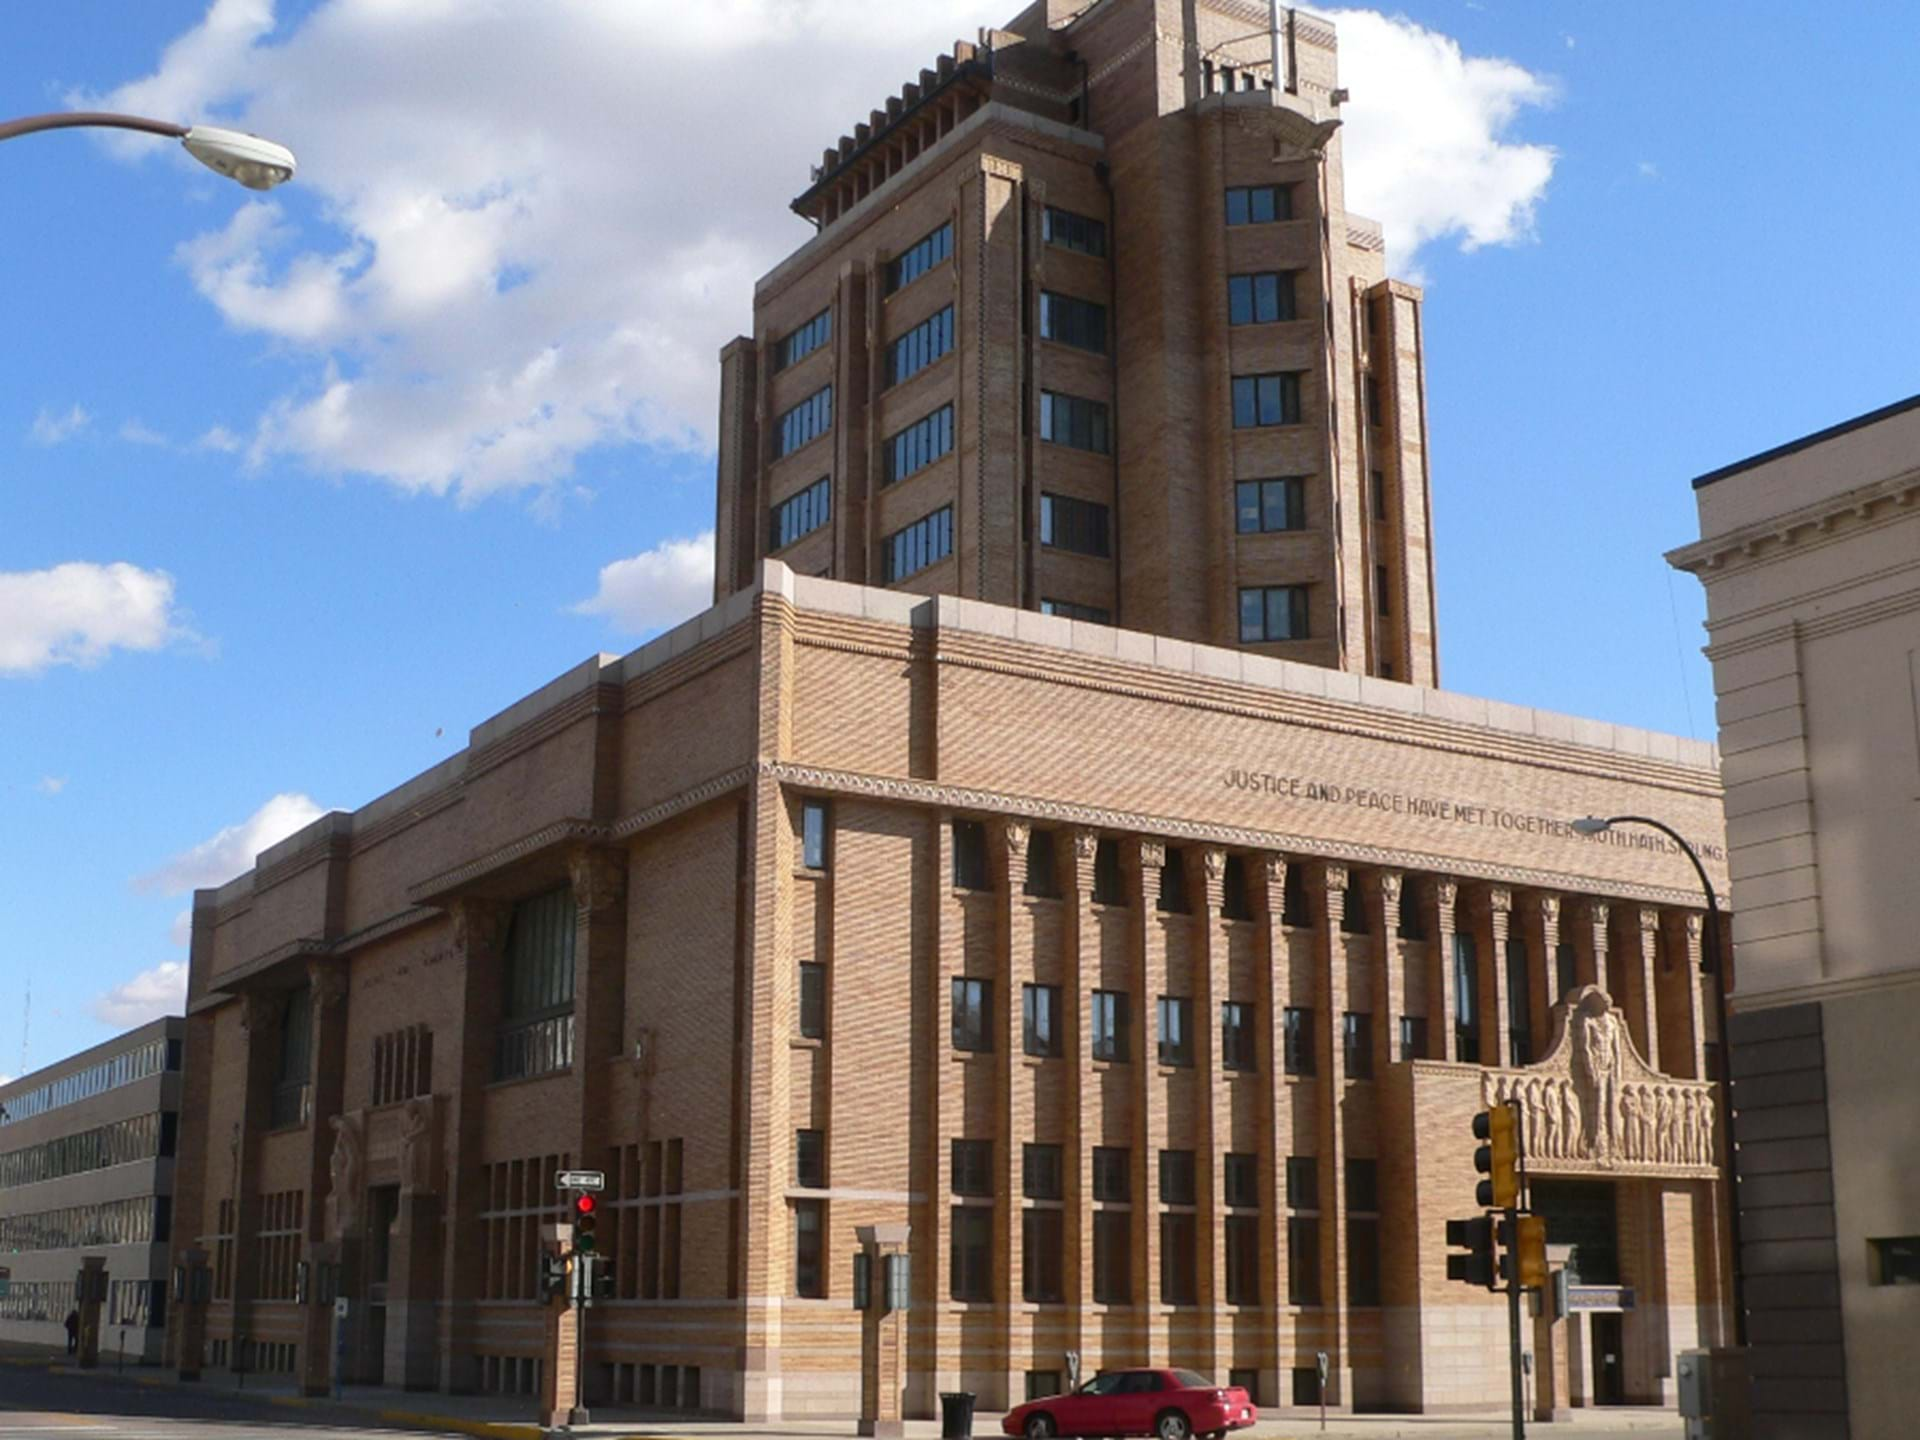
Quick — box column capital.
[1260,852,1287,885]
[1575,896,1610,929]
[1535,893,1561,924]
[1372,869,1404,903]
[1071,828,1100,863]
[1433,876,1460,911]
[239,988,276,1036]
[1139,838,1167,870]
[1003,819,1030,856]
[567,847,626,913]
[1684,912,1704,943]
[1316,860,1350,893]
[308,959,349,1010]
[449,897,511,958]
[1636,906,1662,937]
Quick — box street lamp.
[1571,812,1746,1347]
[0,112,296,190]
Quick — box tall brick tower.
[714,0,1438,684]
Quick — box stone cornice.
[405,818,611,904]
[1668,468,1920,576]
[465,682,620,784]
[608,766,755,840]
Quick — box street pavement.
[0,1353,1688,1440]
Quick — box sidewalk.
[2,1348,1683,1440]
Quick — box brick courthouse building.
[167,0,1736,1420]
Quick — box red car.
[1002,1368,1258,1440]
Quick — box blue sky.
[5,0,1915,1076]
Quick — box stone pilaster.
[569,846,629,1203]
[1610,906,1661,1068]
[996,818,1032,1403]
[1572,897,1610,1000]
[1197,847,1230,1374]
[1469,885,1513,1069]
[1133,838,1167,1361]
[1429,878,1460,1062]
[1660,911,1707,1081]
[1365,870,1403,1075]
[1313,861,1353,1410]
[1256,853,1290,1404]
[300,960,351,1396]
[229,988,280,1370]
[1064,830,1101,1358]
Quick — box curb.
[379,1408,544,1440]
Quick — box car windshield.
[1170,1370,1212,1389]
[1080,1374,1125,1396]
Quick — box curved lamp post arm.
[1594,813,1722,970]
[0,111,189,143]
[0,111,295,190]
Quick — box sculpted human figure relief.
[327,1112,364,1237]
[1573,992,1623,1161]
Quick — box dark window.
[1283,1007,1315,1076]
[1507,936,1533,1065]
[1397,875,1427,940]
[1239,584,1309,643]
[1454,933,1480,1064]
[1371,468,1387,521]
[1093,1210,1130,1303]
[1343,1011,1373,1080]
[1235,476,1306,534]
[770,475,832,550]
[1399,1015,1428,1062]
[887,221,953,294]
[801,799,828,869]
[951,978,990,1053]
[1347,1159,1380,1214]
[1156,996,1192,1067]
[1286,1156,1318,1211]
[1039,291,1108,353]
[1092,990,1130,1063]
[1040,598,1112,622]
[1156,847,1189,913]
[1158,1149,1196,1206]
[1348,1216,1381,1306]
[1222,1002,1256,1072]
[1230,372,1302,428]
[883,403,955,484]
[270,986,313,1129]
[1042,206,1106,256]
[1225,184,1292,225]
[883,505,953,581]
[1092,1146,1130,1203]
[951,1139,993,1197]
[1555,942,1577,1002]
[494,888,576,1083]
[1027,1370,1064,1402]
[798,963,826,1040]
[774,385,833,458]
[1374,562,1392,618]
[1283,863,1312,926]
[1023,1208,1064,1302]
[1222,854,1251,919]
[1869,1237,1920,1286]
[793,1199,824,1297]
[1342,888,1369,933]
[1229,1368,1260,1404]
[1092,837,1125,904]
[1293,1367,1322,1405]
[795,1129,826,1189]
[1288,1217,1322,1305]
[1160,1212,1197,1304]
[1365,375,1383,425]
[1023,828,1058,897]
[886,305,955,386]
[1039,390,1110,453]
[952,818,989,890]
[1227,271,1298,325]
[1040,493,1112,557]
[777,307,832,370]
[1023,1143,1063,1200]
[1224,1153,1259,1210]
[1225,1216,1260,1305]
[1023,984,1061,1058]
[950,1205,991,1300]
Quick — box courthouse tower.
[714,0,1438,685]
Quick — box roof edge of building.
[1690,390,1920,491]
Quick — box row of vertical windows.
[1240,584,1309,642]
[1232,371,1303,428]
[1236,476,1305,533]
[770,476,832,551]
[1228,271,1298,326]
[494,888,576,1083]
[965,980,1272,1074]
[0,1195,167,1252]
[886,305,955,387]
[1039,390,1110,453]
[886,221,953,294]
[1039,492,1111,558]
[370,1023,433,1108]
[1039,291,1108,354]
[774,386,833,458]
[883,403,954,484]
[882,505,953,582]
[1225,184,1294,226]
[1040,598,1111,622]
[0,1035,178,1125]
[776,308,832,370]
[269,986,313,1130]
[0,1110,176,1189]
[1042,205,1106,257]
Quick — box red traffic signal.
[575,1194,596,1216]
[574,1191,599,1252]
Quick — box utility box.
[1677,1349,1711,1439]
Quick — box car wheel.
[1155,1411,1191,1440]
[1026,1415,1056,1440]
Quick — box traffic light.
[574,1193,598,1253]
[590,1254,614,1303]
[1473,1105,1520,1210]
[1515,1215,1548,1290]
[1445,1215,1495,1290]
[540,1251,569,1300]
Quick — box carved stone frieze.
[1202,849,1227,882]
[1376,870,1404,902]
[568,848,626,913]
[1004,820,1030,856]
[1072,829,1099,862]
[1139,840,1166,870]
[308,960,349,1010]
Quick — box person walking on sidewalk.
[63,1309,79,1355]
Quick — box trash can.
[940,1391,976,1438]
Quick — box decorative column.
[1571,898,1610,999]
[1197,848,1231,1376]
[300,960,351,1396]
[997,819,1033,1405]
[569,840,628,1406]
[1256,852,1290,1406]
[1660,911,1707,1080]
[1132,839,1168,1363]
[1065,830,1101,1369]
[1365,870,1404,1077]
[1535,894,1563,1020]
[1468,885,1513,1070]
[385,1095,444,1390]
[1428,878,1460,1062]
[1313,862,1352,1410]
[230,988,280,1373]
[1611,907,1661,1069]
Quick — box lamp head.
[1571,816,1613,836]
[181,125,296,191]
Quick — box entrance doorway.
[1590,1313,1625,1405]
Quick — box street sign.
[334,1297,349,1319]
[556,1170,605,1192]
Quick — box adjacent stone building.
[1670,394,1920,1440]
[0,1017,184,1363]
[164,0,1737,1422]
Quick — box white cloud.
[36,776,68,795]
[138,791,327,894]
[90,3,1552,498]
[574,531,714,636]
[92,961,189,1030]
[29,404,91,446]
[1638,159,1660,179]
[170,908,194,949]
[196,425,243,453]
[1329,9,1557,267]
[0,562,191,676]
[120,419,171,447]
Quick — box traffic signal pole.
[1506,1203,1525,1440]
